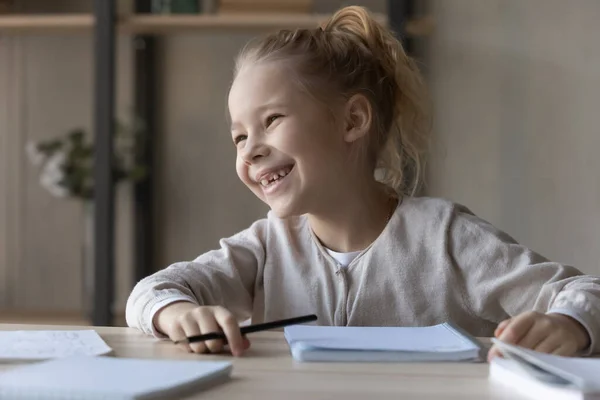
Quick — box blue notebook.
[284,323,483,362]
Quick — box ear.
[342,94,372,143]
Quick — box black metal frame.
[92,0,116,326]
[388,0,415,53]
[133,1,157,287]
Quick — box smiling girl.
[126,6,600,360]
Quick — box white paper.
[284,323,478,352]
[0,356,232,399]
[284,323,482,362]
[492,339,600,392]
[489,358,583,400]
[0,330,113,361]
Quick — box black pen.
[173,314,318,345]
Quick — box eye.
[233,134,247,145]
[265,114,283,128]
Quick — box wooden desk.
[0,324,521,399]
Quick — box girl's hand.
[487,311,590,362]
[153,301,250,356]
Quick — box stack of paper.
[489,339,600,400]
[0,330,232,399]
[0,356,232,399]
[284,323,483,362]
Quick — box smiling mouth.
[259,165,294,188]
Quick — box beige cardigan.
[126,197,600,353]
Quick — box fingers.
[494,318,511,338]
[495,312,583,358]
[552,342,579,357]
[196,308,225,354]
[171,324,193,353]
[487,345,503,362]
[533,335,563,354]
[242,337,251,350]
[154,301,199,338]
[214,307,245,356]
[178,312,207,354]
[515,317,552,350]
[167,306,248,356]
[497,312,537,345]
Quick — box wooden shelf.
[0,310,126,326]
[0,13,388,34]
[121,13,387,33]
[0,14,93,33]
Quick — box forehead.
[228,62,301,115]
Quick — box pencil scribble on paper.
[0,330,112,361]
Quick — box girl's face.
[228,62,349,218]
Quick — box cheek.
[296,125,344,165]
[235,157,250,186]
[236,156,268,203]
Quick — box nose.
[240,134,270,165]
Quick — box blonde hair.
[234,6,431,196]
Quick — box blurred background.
[0,0,598,326]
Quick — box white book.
[284,323,483,362]
[489,339,600,400]
[0,330,113,362]
[0,356,232,399]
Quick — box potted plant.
[25,118,147,318]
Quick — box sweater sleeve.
[125,218,267,337]
[447,205,600,354]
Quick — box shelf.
[0,310,126,326]
[121,13,387,33]
[0,14,93,33]
[0,13,387,34]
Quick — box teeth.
[259,166,292,187]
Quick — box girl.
[126,6,599,361]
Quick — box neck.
[307,180,397,253]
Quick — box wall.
[426,0,600,273]
[0,0,133,313]
[5,0,598,315]
[0,0,385,315]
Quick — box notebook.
[0,330,113,362]
[489,339,600,400]
[283,322,483,362]
[0,356,233,399]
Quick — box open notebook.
[489,339,600,400]
[0,356,232,399]
[0,330,113,362]
[284,323,483,362]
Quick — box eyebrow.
[256,101,286,112]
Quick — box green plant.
[26,119,147,200]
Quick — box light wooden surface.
[0,324,522,399]
[0,13,387,33]
[120,13,386,33]
[0,14,93,32]
[0,311,127,326]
